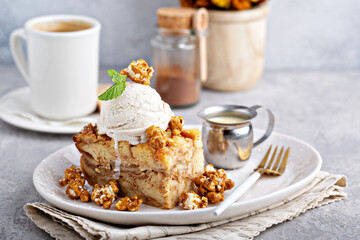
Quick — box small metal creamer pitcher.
[198,105,274,169]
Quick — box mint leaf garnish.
[107,69,118,79]
[98,69,127,101]
[107,69,126,84]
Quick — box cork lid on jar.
[157,7,196,29]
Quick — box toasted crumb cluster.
[180,191,208,210]
[91,180,119,209]
[168,116,184,136]
[120,59,154,85]
[115,195,143,212]
[59,165,91,202]
[194,164,235,204]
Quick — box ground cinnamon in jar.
[151,7,202,107]
[155,65,200,107]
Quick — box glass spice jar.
[151,7,200,108]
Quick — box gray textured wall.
[0,0,359,70]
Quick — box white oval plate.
[0,87,98,134]
[33,127,322,225]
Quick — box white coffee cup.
[10,15,101,120]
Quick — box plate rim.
[33,129,322,222]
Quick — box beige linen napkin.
[24,171,347,240]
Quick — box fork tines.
[255,145,290,175]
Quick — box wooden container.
[204,3,269,91]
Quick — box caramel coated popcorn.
[194,164,234,204]
[91,180,119,209]
[207,192,225,204]
[180,191,208,210]
[60,165,90,202]
[120,59,154,85]
[115,195,143,212]
[168,116,184,136]
[59,165,83,187]
[146,125,167,149]
[181,129,201,141]
[65,178,91,202]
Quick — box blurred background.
[1,2,360,239]
[1,0,359,70]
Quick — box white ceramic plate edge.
[33,129,322,225]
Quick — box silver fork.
[214,145,290,216]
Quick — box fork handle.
[214,171,261,216]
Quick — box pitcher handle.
[250,105,275,148]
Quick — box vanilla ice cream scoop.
[98,81,173,146]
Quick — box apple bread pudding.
[73,116,204,209]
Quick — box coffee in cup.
[32,20,93,32]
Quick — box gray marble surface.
[0,64,359,239]
[1,0,360,70]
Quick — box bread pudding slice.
[73,123,204,209]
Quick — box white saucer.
[0,87,98,134]
[33,127,322,225]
